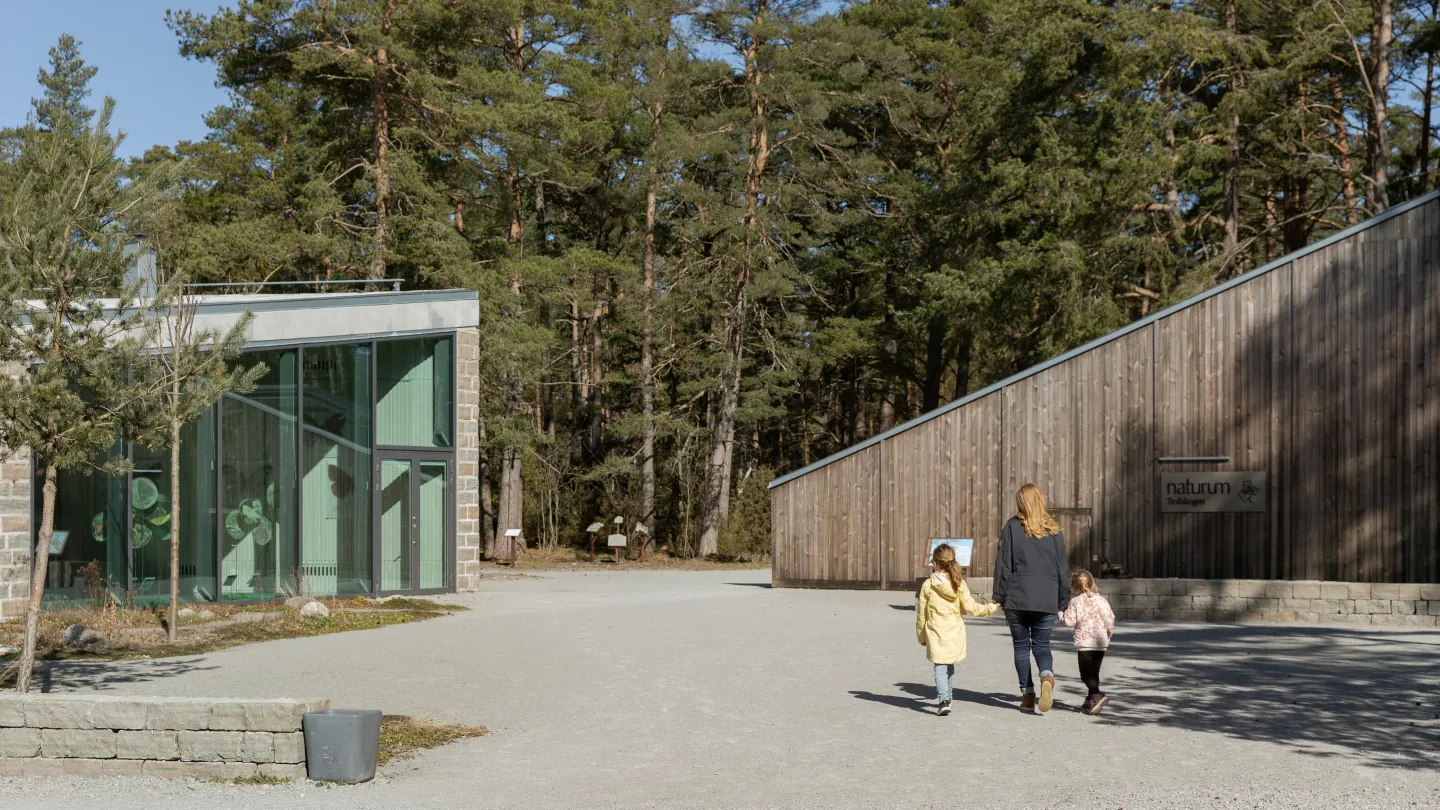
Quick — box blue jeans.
[933,663,955,702]
[1005,610,1056,694]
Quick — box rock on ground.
[298,601,329,619]
[63,624,103,648]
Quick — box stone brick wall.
[962,577,1440,625]
[0,362,31,622]
[0,695,328,780]
[455,327,481,591]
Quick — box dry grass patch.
[499,546,769,572]
[377,715,488,766]
[0,599,457,684]
[226,773,293,786]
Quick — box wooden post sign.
[1160,472,1267,513]
[586,522,604,562]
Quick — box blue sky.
[2,1,229,158]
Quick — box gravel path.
[4,569,1438,810]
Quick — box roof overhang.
[188,289,479,348]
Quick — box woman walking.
[993,483,1070,713]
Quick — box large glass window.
[131,412,217,605]
[302,343,373,596]
[377,337,453,447]
[221,350,299,601]
[378,459,412,592]
[41,444,125,605]
[418,461,447,590]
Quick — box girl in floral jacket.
[1057,569,1116,715]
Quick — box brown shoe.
[1087,695,1110,716]
[1020,693,1036,713]
[1038,674,1055,713]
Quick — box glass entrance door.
[375,453,451,594]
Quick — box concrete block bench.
[0,695,329,780]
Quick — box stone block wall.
[960,577,1440,625]
[455,326,481,591]
[0,695,329,780]
[0,362,31,622]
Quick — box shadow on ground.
[1092,624,1440,770]
[12,658,220,693]
[853,681,1076,715]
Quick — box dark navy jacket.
[992,516,1070,614]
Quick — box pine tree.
[0,101,170,692]
[32,34,98,135]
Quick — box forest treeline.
[11,1,1435,558]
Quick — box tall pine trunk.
[700,305,745,557]
[640,175,658,550]
[1368,0,1393,212]
[480,418,495,558]
[700,6,771,556]
[368,0,397,281]
[496,448,523,561]
[16,461,58,693]
[1422,23,1435,191]
[1332,80,1360,226]
[1221,0,1242,277]
[922,316,945,412]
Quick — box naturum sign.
[1161,472,1267,513]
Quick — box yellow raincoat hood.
[916,572,999,665]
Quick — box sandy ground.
[3,569,1438,810]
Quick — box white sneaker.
[938,700,952,716]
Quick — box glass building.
[30,290,479,605]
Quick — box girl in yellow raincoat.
[917,543,1001,715]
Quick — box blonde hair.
[1070,569,1096,594]
[1016,483,1060,538]
[931,543,965,601]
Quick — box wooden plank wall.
[1156,261,1291,579]
[772,197,1440,585]
[879,396,1005,583]
[771,444,882,585]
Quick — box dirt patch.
[377,715,488,766]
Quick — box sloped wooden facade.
[770,192,1440,587]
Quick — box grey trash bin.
[303,709,382,783]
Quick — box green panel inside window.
[377,337,453,447]
[301,343,373,596]
[41,442,125,605]
[221,349,298,601]
[132,411,218,605]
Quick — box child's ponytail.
[930,544,966,601]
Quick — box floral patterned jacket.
[1057,591,1116,650]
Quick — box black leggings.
[1077,650,1106,697]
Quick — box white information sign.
[927,538,973,567]
[607,533,628,548]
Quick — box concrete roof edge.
[768,189,1440,489]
